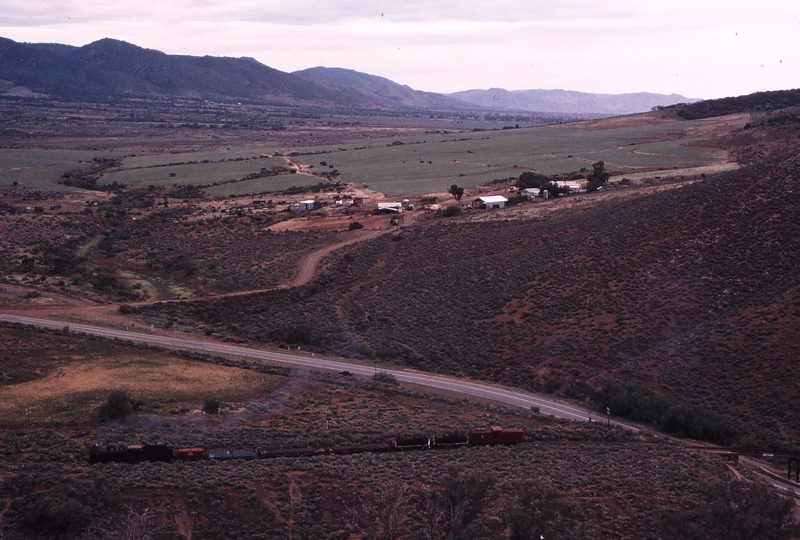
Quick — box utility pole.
[607,407,610,429]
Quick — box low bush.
[373,371,398,385]
[441,205,462,217]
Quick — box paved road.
[0,314,637,431]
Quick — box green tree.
[586,160,610,192]
[448,184,465,202]
[97,391,133,421]
[516,171,549,190]
[203,396,221,414]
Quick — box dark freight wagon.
[468,426,524,445]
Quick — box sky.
[1,0,797,99]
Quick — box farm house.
[473,195,508,210]
[298,200,316,212]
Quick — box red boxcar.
[176,447,205,461]
[468,426,524,445]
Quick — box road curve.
[0,314,637,432]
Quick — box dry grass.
[0,329,280,423]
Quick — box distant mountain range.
[447,88,700,115]
[0,36,697,115]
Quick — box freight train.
[88,426,523,465]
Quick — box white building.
[298,200,316,212]
[561,181,586,193]
[376,202,403,213]
[475,195,508,209]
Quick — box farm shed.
[376,202,403,214]
[521,188,539,200]
[473,195,508,210]
[298,200,316,212]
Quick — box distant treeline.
[663,88,800,120]
[595,381,735,445]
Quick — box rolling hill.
[292,66,473,110]
[0,37,369,107]
[2,36,695,115]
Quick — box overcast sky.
[1,0,797,99]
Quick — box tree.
[448,184,465,202]
[541,181,565,199]
[203,397,221,414]
[586,160,610,192]
[516,171,548,190]
[97,391,133,421]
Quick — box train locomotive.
[88,426,523,465]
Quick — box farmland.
[287,115,734,196]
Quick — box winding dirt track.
[287,228,392,287]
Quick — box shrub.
[373,371,398,385]
[441,205,462,218]
[349,221,364,230]
[6,494,92,538]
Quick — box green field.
[202,173,325,197]
[100,156,290,188]
[289,118,731,196]
[119,146,280,168]
[0,117,733,197]
[0,149,122,191]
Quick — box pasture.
[0,114,738,197]
[100,156,290,188]
[0,149,123,191]
[289,116,734,196]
